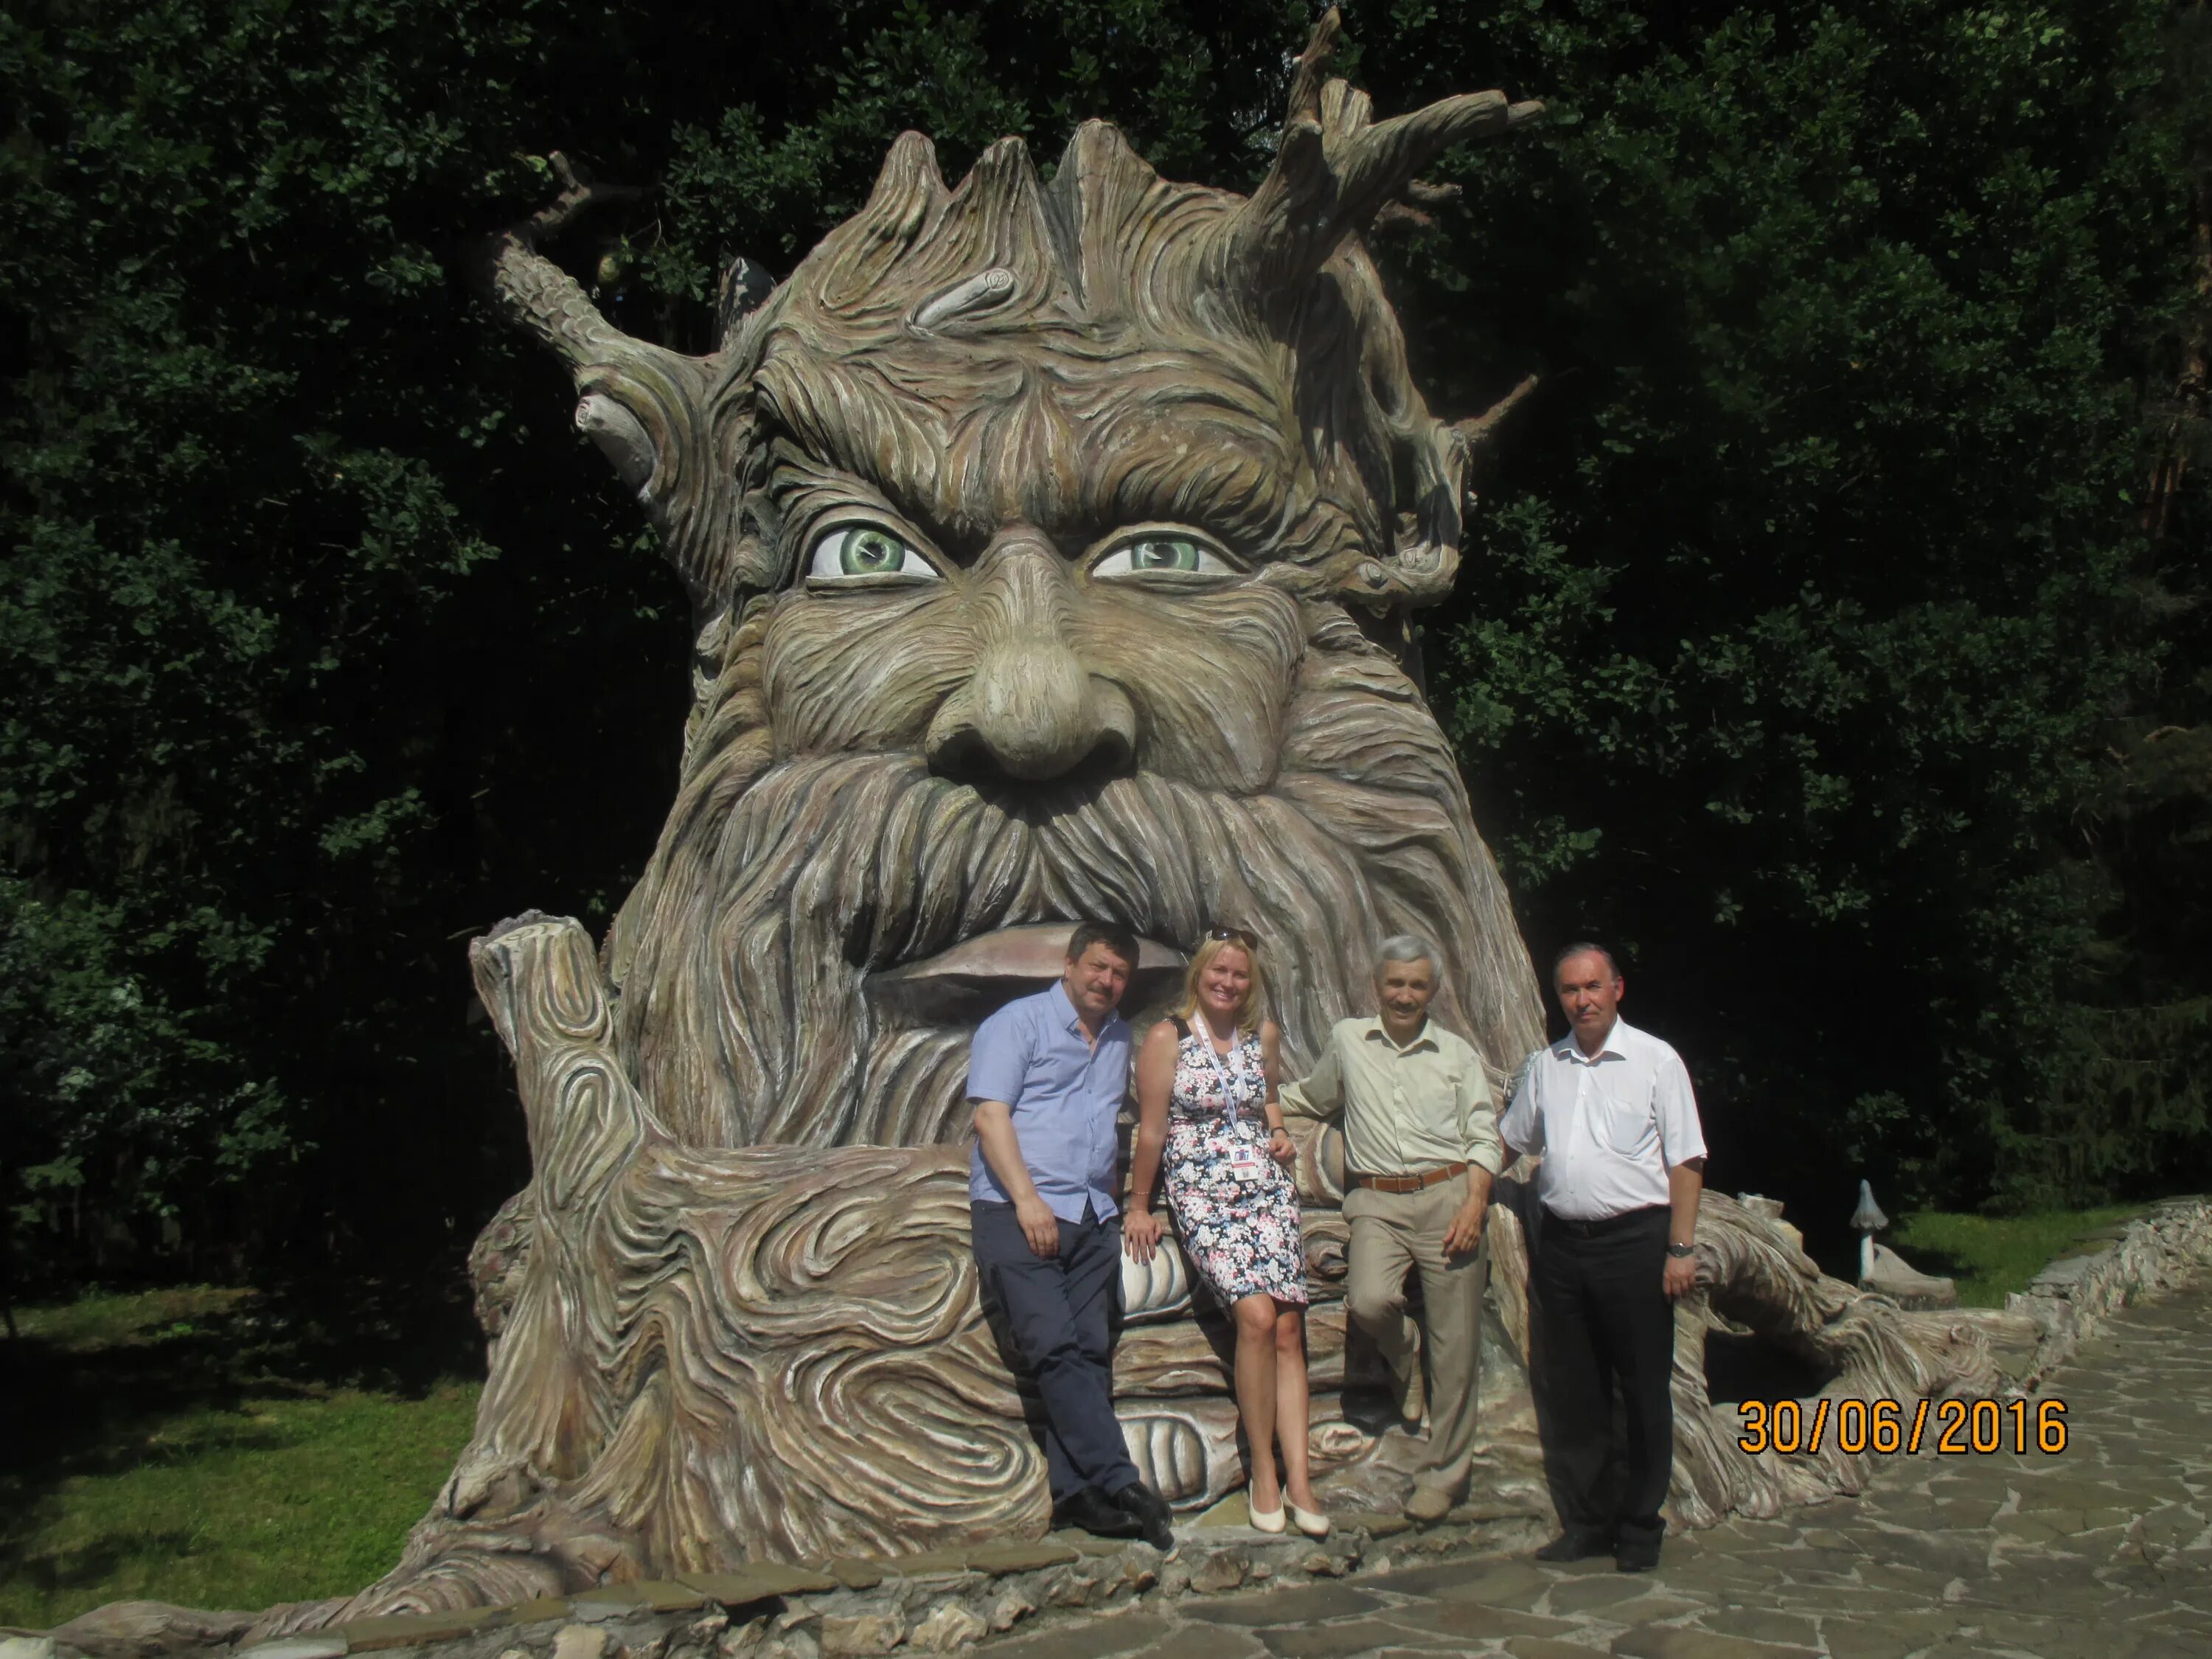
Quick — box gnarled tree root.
[1666,1192,2001,1526]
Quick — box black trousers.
[1530,1204,1675,1546]
[971,1200,1140,1503]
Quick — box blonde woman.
[1124,927,1326,1537]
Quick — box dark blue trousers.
[972,1200,1140,1503]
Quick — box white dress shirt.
[1500,1017,1706,1221]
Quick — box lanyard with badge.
[1203,1023,1269,1183]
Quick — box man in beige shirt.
[1282,935,1503,1520]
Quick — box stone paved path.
[984,1281,2212,1659]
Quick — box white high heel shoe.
[1287,1498,1331,1539]
[1247,1483,1287,1534]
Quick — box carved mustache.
[615,741,1506,1152]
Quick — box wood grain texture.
[1666,1192,2003,1526]
[307,10,2006,1615]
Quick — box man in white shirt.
[1500,943,1706,1573]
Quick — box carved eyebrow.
[757,351,1312,563]
[762,449,947,568]
[1082,411,1304,553]
[753,355,974,546]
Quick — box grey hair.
[1374,933,1440,980]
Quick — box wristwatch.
[1666,1242,1696,1258]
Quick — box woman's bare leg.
[1233,1292,1281,1509]
[1275,1302,1318,1509]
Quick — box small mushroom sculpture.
[1850,1178,1890,1283]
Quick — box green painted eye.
[1131,538,1201,571]
[1091,533,1237,580]
[807,524,939,584]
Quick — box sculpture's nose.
[926,531,1135,783]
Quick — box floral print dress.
[1164,1020,1308,1306]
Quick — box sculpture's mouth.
[865,922,1187,1025]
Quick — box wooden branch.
[1455,373,1541,465]
[473,154,717,576]
[1231,8,1541,292]
[526,151,645,243]
[1402,178,1462,207]
[475,154,652,374]
[1371,200,1436,234]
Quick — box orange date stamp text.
[1736,1397,2067,1456]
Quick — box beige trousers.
[1342,1171,1489,1498]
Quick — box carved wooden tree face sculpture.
[497,36,1549,1157]
[385,15,1585,1591]
[271,24,2009,1613]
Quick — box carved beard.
[610,607,1537,1151]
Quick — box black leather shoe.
[1052,1487,1144,1539]
[1534,1528,1615,1563]
[1615,1538,1662,1573]
[1110,1480,1178,1552]
[1615,1524,1663,1573]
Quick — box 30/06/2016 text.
[1736,1397,2068,1456]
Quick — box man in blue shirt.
[969,919,1175,1550]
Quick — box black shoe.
[1052,1486,1144,1540]
[1109,1480,1178,1552]
[1615,1523,1663,1573]
[1534,1528,1615,1563]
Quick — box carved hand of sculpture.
[440,913,1049,1577]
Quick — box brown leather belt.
[1348,1162,1467,1194]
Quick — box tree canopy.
[6,0,2210,1291]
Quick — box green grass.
[1889,1204,2152,1307]
[1,1285,481,1630]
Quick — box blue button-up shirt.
[966,981,1130,1222]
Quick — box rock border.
[2001,1194,2212,1389]
[36,1505,1550,1659]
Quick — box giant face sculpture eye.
[1090,532,1239,581]
[807,524,941,585]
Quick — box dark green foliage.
[1388,0,2212,1218]
[2028,4,2212,1209]
[1,0,698,1286]
[4,0,2209,1290]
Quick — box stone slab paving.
[1004,1281,2212,1659]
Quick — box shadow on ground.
[0,1265,483,1517]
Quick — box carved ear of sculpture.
[1228,7,1542,297]
[1376,420,1468,609]
[480,153,720,597]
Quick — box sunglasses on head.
[1208,926,1259,950]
